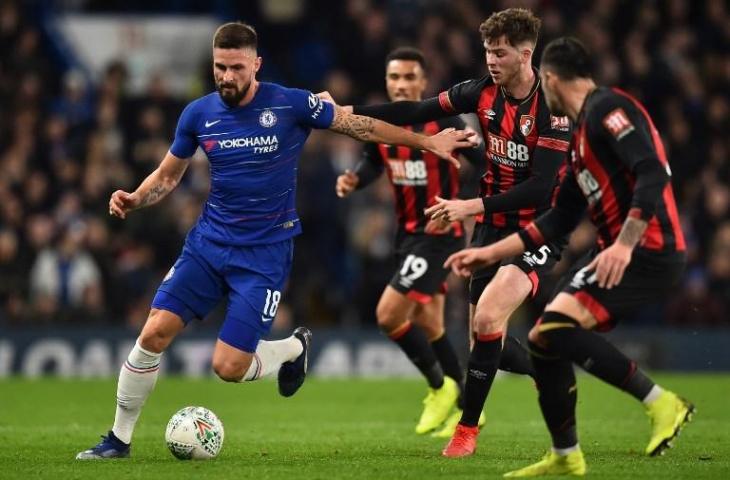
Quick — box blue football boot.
[76,430,130,459]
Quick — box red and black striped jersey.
[521,87,686,254]
[438,70,572,231]
[361,117,473,237]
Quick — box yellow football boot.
[415,376,459,434]
[645,390,695,456]
[504,449,586,477]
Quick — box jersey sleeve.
[535,105,572,154]
[589,94,669,220]
[169,101,200,159]
[353,97,449,125]
[355,143,385,189]
[438,76,489,114]
[590,95,656,169]
[287,88,336,129]
[518,167,587,250]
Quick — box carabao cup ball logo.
[259,109,277,128]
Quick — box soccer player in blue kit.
[76,22,475,460]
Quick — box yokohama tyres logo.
[203,135,280,152]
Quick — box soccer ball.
[165,406,224,460]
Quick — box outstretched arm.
[425,145,567,222]
[352,97,449,125]
[328,106,475,164]
[444,233,526,277]
[109,151,189,219]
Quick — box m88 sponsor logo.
[387,159,428,186]
[487,132,530,167]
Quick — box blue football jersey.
[169,82,335,245]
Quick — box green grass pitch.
[1,374,728,479]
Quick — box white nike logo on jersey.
[261,316,274,323]
[205,119,221,128]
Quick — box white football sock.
[642,384,664,405]
[552,444,580,456]
[240,337,303,382]
[112,341,162,444]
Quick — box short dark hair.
[540,37,594,80]
[385,47,427,72]
[479,8,540,46]
[213,22,257,50]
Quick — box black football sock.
[529,338,579,449]
[499,335,535,377]
[389,321,444,389]
[460,332,502,427]
[431,331,465,399]
[539,312,655,401]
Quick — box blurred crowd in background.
[0,0,728,331]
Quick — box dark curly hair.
[479,8,541,47]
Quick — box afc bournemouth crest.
[519,115,535,136]
[259,109,277,128]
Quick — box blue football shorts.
[152,228,293,353]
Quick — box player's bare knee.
[212,361,246,382]
[376,303,402,333]
[138,323,171,353]
[494,266,533,297]
[473,308,506,335]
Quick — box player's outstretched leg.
[377,287,457,434]
[443,265,533,457]
[535,308,695,456]
[502,335,586,477]
[502,332,586,477]
[76,341,163,459]
[213,326,310,396]
[441,331,502,457]
[277,327,312,397]
[433,333,530,439]
[77,309,180,460]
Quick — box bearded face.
[213,48,260,107]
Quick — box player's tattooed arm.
[135,152,189,208]
[329,107,476,165]
[109,152,189,219]
[586,215,647,289]
[138,183,172,208]
[329,107,376,140]
[616,216,648,248]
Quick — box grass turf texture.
[1,374,727,479]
